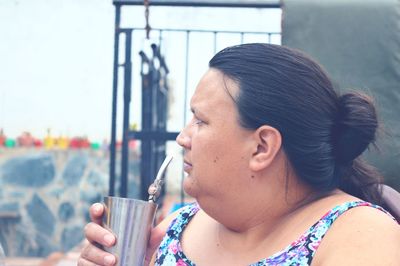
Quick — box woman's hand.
[145,207,184,264]
[145,224,168,265]
[78,201,182,266]
[78,203,116,266]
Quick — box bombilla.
[148,155,173,202]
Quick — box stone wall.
[0,149,123,257]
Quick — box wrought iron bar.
[213,31,217,54]
[109,4,121,197]
[120,30,133,198]
[113,0,281,8]
[119,27,280,35]
[180,30,191,205]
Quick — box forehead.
[190,69,238,109]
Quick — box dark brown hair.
[209,43,382,204]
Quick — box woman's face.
[176,69,253,204]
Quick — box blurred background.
[0,0,399,265]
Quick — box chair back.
[381,184,400,222]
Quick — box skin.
[78,69,400,266]
[79,203,179,266]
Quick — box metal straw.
[148,155,173,202]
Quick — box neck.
[211,189,338,254]
[202,177,322,249]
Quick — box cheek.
[193,128,225,150]
[192,133,224,168]
[190,134,224,178]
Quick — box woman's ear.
[249,125,282,172]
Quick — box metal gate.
[109,0,282,203]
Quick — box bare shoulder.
[314,205,400,265]
[156,204,189,230]
[149,204,194,265]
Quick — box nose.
[176,126,191,149]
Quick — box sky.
[0,0,281,142]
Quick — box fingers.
[144,207,181,262]
[80,203,117,266]
[144,224,170,264]
[78,242,116,266]
[77,257,98,266]
[144,252,156,266]
[89,203,104,225]
[147,226,165,255]
[84,222,116,247]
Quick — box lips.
[183,160,192,172]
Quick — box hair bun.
[334,92,378,164]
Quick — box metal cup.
[103,196,157,266]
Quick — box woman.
[79,44,400,266]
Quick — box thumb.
[143,206,184,265]
[144,226,166,264]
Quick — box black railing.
[113,0,281,8]
[109,1,282,201]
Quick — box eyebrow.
[190,107,199,116]
[190,107,206,118]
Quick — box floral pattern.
[154,201,393,266]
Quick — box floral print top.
[154,201,394,266]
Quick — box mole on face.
[213,156,219,163]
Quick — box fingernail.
[104,234,115,246]
[104,255,115,266]
[93,203,102,213]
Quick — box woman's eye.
[192,116,205,125]
[194,118,204,125]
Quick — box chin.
[183,177,198,198]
